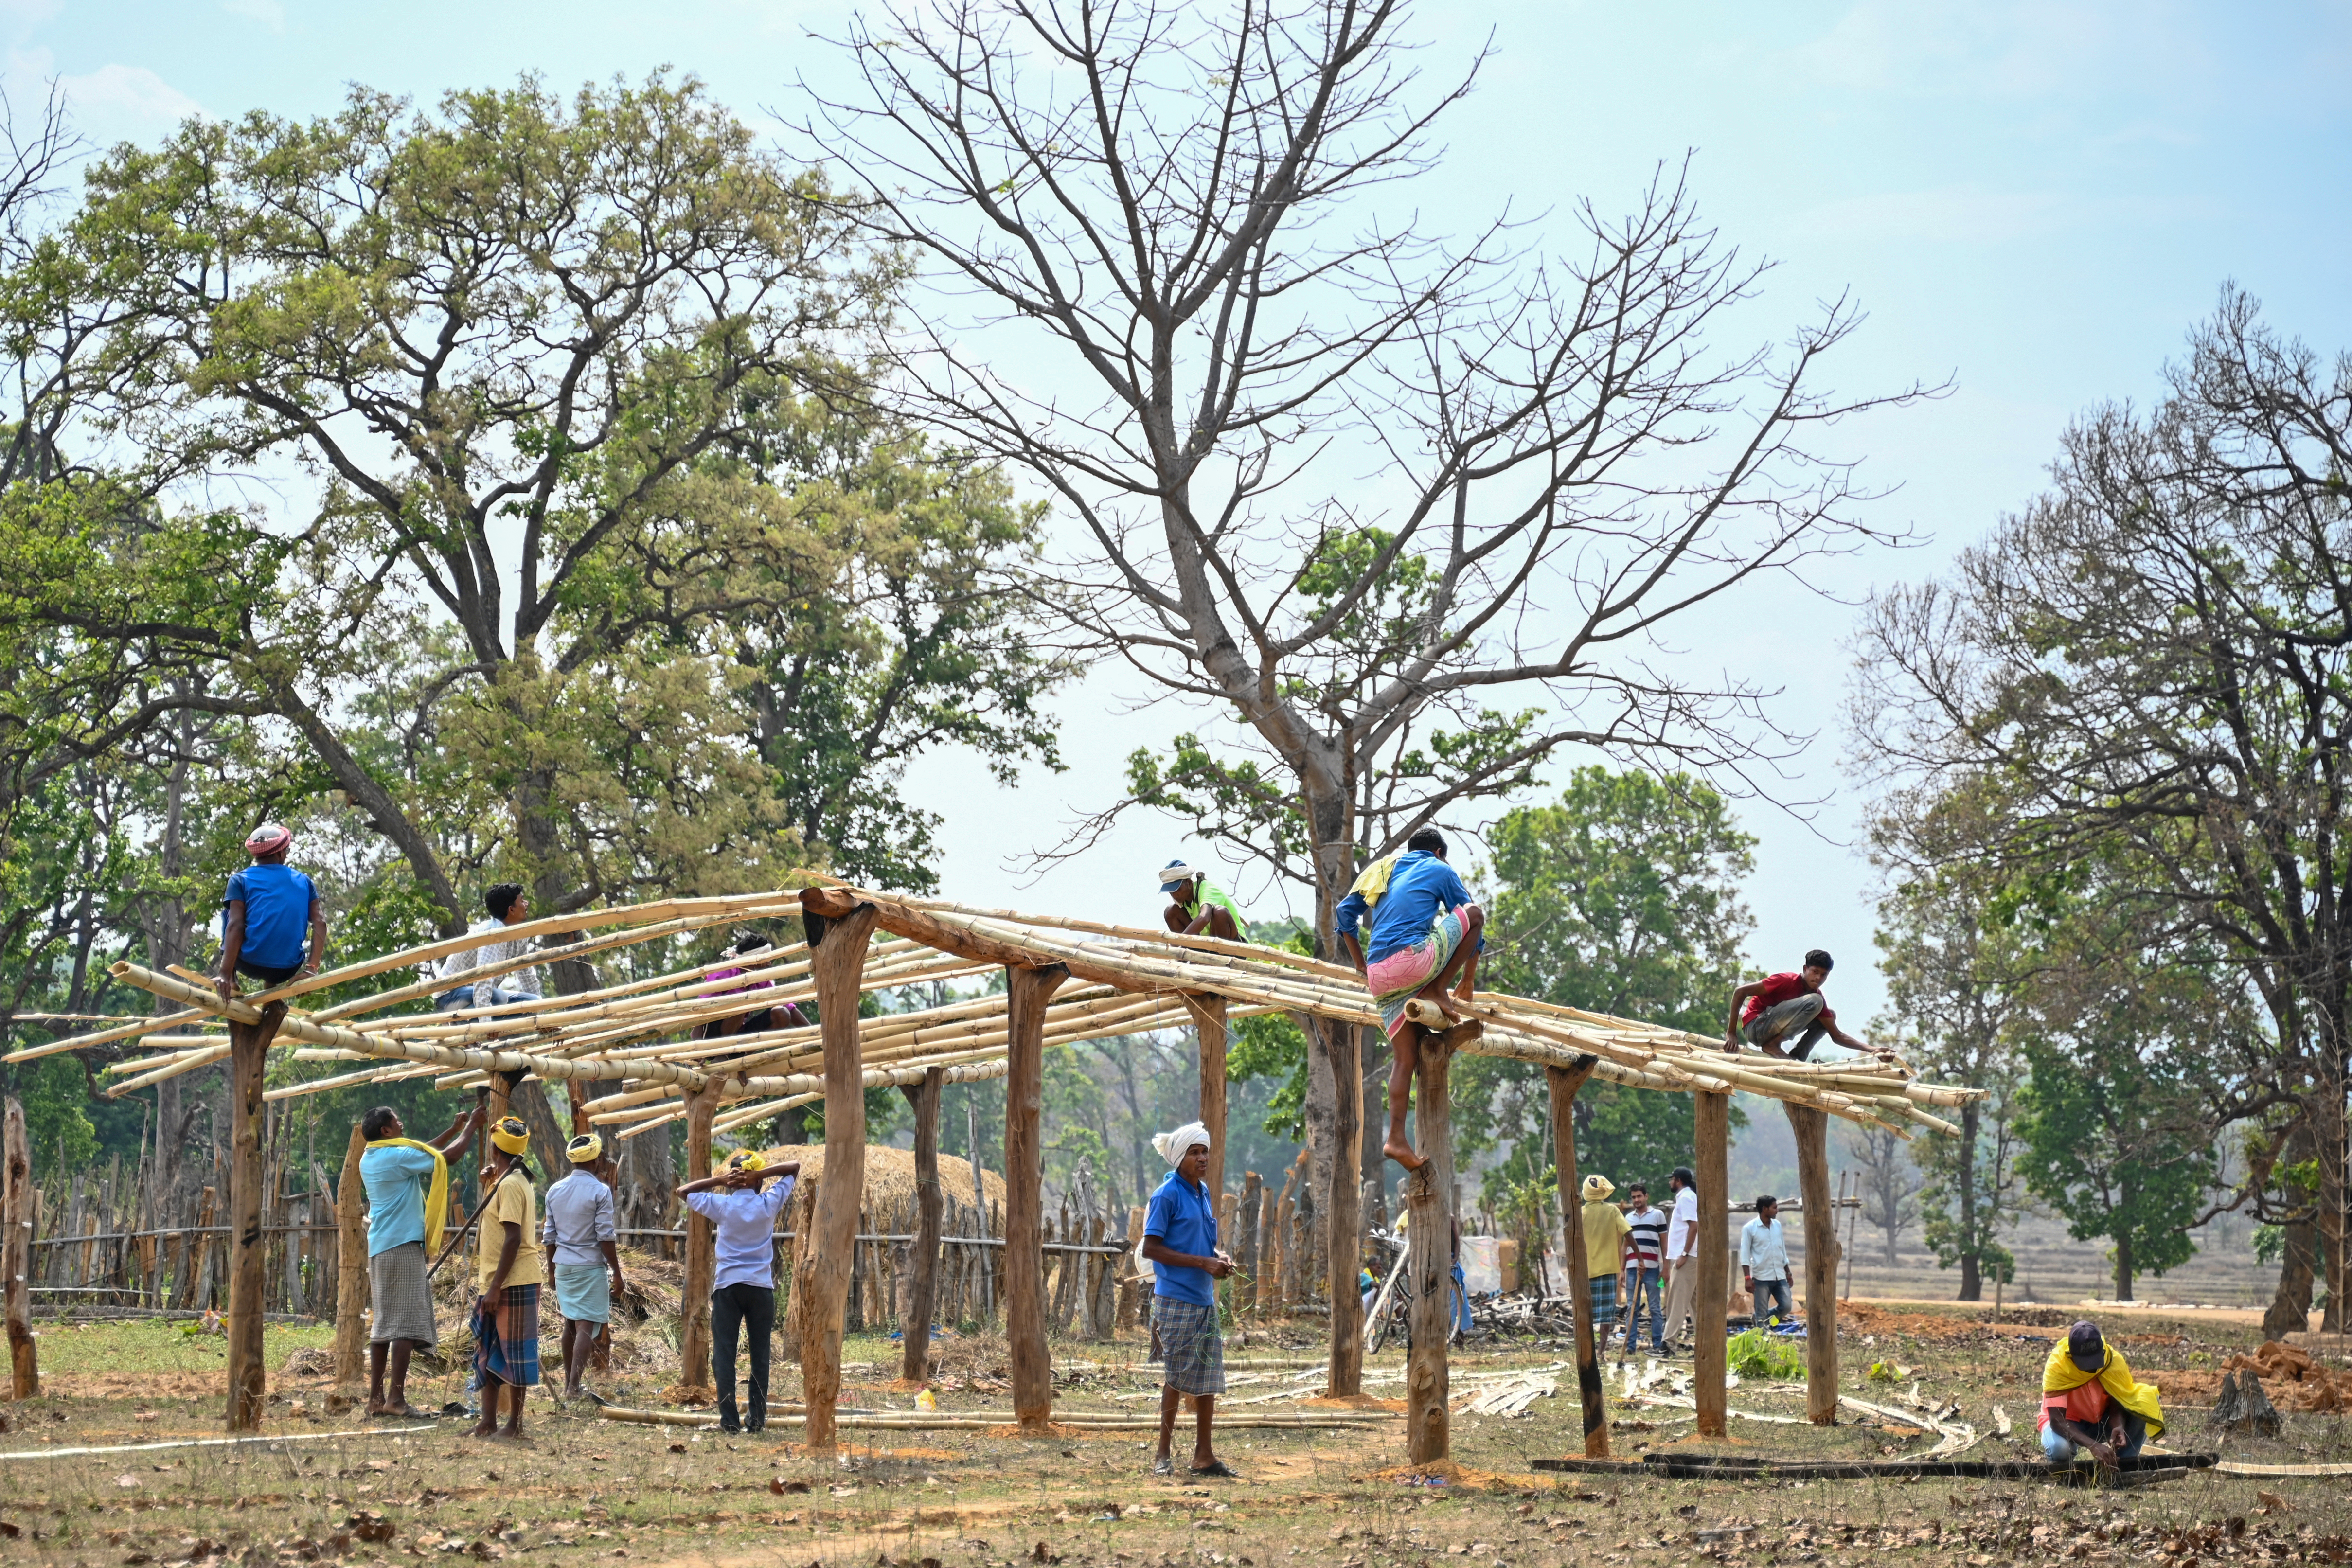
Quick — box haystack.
[753,1141,1007,1226]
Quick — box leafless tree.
[808,0,1929,1386]
[1842,1121,1923,1267]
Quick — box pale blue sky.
[24,0,2352,1029]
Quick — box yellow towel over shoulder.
[366,1137,450,1255]
[2042,1340,2165,1437]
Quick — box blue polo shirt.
[1333,850,1485,963]
[1144,1169,1219,1307]
[223,863,317,970]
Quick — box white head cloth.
[1152,1122,1211,1168]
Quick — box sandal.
[1150,1455,1175,1476]
[1189,1460,1241,1479]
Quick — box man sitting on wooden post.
[543,1132,626,1406]
[359,1095,485,1418]
[214,822,328,1006]
[1142,1122,1238,1479]
[1159,860,1245,941]
[1334,828,1485,1169]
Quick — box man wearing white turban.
[1141,1121,1237,1478]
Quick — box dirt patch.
[1842,1301,2062,1343]
[2160,1339,2352,1412]
[1301,1394,1406,1411]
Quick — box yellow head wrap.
[728,1149,767,1172]
[490,1116,531,1157]
[565,1132,603,1164]
[1581,1174,1614,1201]
[2042,1337,2166,1437]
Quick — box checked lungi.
[473,1283,542,1387]
[1586,1270,1620,1329]
[1365,906,1476,1045]
[1149,1296,1226,1397]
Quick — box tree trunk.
[1546,1058,1604,1457]
[2114,1231,2134,1305]
[1693,1091,1730,1438]
[1406,1035,1454,1466]
[1955,1101,1981,1301]
[333,1124,369,1395]
[2321,1058,2349,1334]
[1005,962,1069,1432]
[801,899,880,1449]
[1322,1016,1364,1396]
[899,1068,944,1384]
[1786,1104,1839,1425]
[2266,1215,2317,1341]
[224,1009,278,1432]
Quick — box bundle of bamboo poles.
[61,878,1978,1138]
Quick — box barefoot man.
[1335,828,1486,1169]
[360,1094,485,1418]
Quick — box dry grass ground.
[7,1301,2352,1568]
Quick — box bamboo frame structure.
[58,876,1978,1456]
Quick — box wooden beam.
[1545,1056,1605,1457]
[332,1123,369,1397]
[677,1077,721,1401]
[1694,1090,1731,1438]
[225,1007,281,1432]
[1005,961,1069,1432]
[1786,1103,1840,1424]
[1193,995,1229,1216]
[802,900,880,1450]
[1323,1018,1365,1397]
[1406,1033,1455,1466]
[899,1066,945,1384]
[4,1097,35,1398]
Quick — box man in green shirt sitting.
[1159,859,1244,941]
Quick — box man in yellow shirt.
[472,1117,546,1443]
[1581,1174,1632,1358]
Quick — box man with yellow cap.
[471,1115,546,1442]
[676,1148,800,1434]
[358,1093,486,1419]
[2042,1320,2165,1473]
[1580,1175,1631,1357]
[543,1132,625,1405]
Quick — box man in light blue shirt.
[676,1151,799,1434]
[357,1095,484,1418]
[544,1133,626,1403]
[1740,1195,1794,1327]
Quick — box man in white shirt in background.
[1658,1165,1701,1355]
[1741,1194,1795,1327]
[433,883,543,1013]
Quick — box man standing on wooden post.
[1142,1122,1238,1479]
[360,1096,485,1418]
[1334,829,1485,1170]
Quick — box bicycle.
[1363,1229,1467,1354]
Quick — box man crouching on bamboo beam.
[1142,1123,1238,1479]
[1335,828,1486,1170]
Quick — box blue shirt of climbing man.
[223,862,318,970]
[1145,1167,1219,1308]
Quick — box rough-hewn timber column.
[1694,1090,1731,1438]
[225,1006,282,1431]
[1324,1019,1364,1397]
[899,1066,945,1384]
[677,1076,722,1402]
[332,1123,369,1398]
[1786,1102,1840,1423]
[4,1098,36,1398]
[1406,1034,1455,1465]
[1546,1057,1605,1457]
[1007,961,1070,1431]
[802,898,879,1450]
[1192,995,1229,1209]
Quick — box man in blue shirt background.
[1142,1121,1237,1479]
[676,1150,800,1434]
[1334,828,1485,1170]
[214,821,329,1003]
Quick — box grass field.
[3,1303,2351,1568]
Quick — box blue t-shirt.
[1144,1169,1219,1307]
[1333,850,1486,963]
[223,863,317,970]
[360,1143,440,1257]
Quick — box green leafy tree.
[1463,766,1755,1202]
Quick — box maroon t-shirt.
[1741,971,1835,1029]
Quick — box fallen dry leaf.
[2257,1490,2292,1515]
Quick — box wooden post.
[1694,1090,1731,1438]
[1545,1057,1605,1457]
[1786,1103,1840,1424]
[802,899,879,1450]
[4,1099,35,1398]
[224,1009,279,1432]
[1324,1019,1365,1396]
[677,1077,721,1400]
[899,1066,944,1384]
[1193,995,1229,1209]
[332,1123,369,1395]
[1406,1034,1455,1465]
[1005,961,1070,1432]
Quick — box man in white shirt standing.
[433,884,542,1012]
[1741,1195,1795,1327]
[543,1133,626,1404]
[1658,1165,1701,1355]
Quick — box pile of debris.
[2164,1340,2352,1415]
